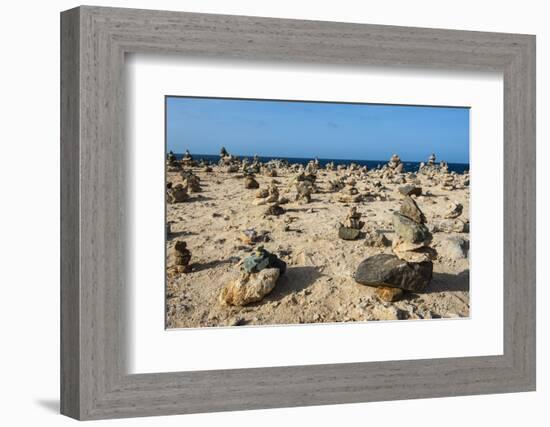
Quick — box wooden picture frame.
[60,5,536,420]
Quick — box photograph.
[165,96,470,328]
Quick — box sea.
[173,153,469,174]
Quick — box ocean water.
[173,153,469,174]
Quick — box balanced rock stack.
[166,182,189,203]
[354,196,435,296]
[244,173,260,189]
[338,206,364,241]
[265,201,285,216]
[166,150,177,166]
[181,171,201,192]
[295,181,313,203]
[266,181,280,203]
[337,178,362,203]
[440,173,455,190]
[391,196,436,263]
[328,178,345,192]
[388,153,404,173]
[263,164,277,177]
[219,246,287,306]
[432,201,467,233]
[181,149,194,167]
[170,240,192,273]
[166,151,181,172]
[256,187,269,199]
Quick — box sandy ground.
[166,163,470,328]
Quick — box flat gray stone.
[400,196,426,224]
[398,185,422,197]
[338,226,361,240]
[392,212,432,244]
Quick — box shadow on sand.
[426,269,470,293]
[284,206,329,213]
[188,195,215,202]
[191,258,236,272]
[265,266,323,302]
[167,230,197,240]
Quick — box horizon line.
[169,152,470,165]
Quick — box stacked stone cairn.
[181,171,201,192]
[256,187,269,199]
[337,178,362,203]
[166,150,182,172]
[166,182,189,203]
[263,164,277,177]
[219,246,287,306]
[181,149,195,167]
[239,228,270,245]
[432,201,467,233]
[387,153,404,174]
[264,180,286,215]
[440,173,456,190]
[419,153,447,176]
[391,196,436,263]
[244,172,260,189]
[295,180,313,203]
[265,200,285,216]
[328,178,345,192]
[338,206,364,240]
[170,240,192,273]
[266,181,281,203]
[166,150,177,166]
[241,158,250,173]
[354,196,436,301]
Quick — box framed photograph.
[61,6,536,420]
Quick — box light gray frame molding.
[61,5,536,420]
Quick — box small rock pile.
[265,201,285,216]
[166,150,177,166]
[388,153,404,173]
[166,182,189,203]
[444,201,463,219]
[338,206,364,240]
[181,149,195,167]
[337,178,362,203]
[244,173,260,189]
[295,181,313,203]
[181,171,201,192]
[219,246,287,306]
[170,240,192,273]
[239,228,270,245]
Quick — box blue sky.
[166,97,470,164]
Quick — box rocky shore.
[166,149,470,328]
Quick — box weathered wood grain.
[60,6,536,420]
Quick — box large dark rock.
[354,253,432,291]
